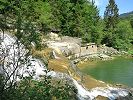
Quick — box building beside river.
[79,43,97,57]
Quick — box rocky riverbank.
[2,31,133,100]
[36,32,133,99]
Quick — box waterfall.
[0,32,129,100]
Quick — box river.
[80,57,133,87]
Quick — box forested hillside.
[1,0,133,51]
[0,0,133,99]
[119,11,133,18]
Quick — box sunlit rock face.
[0,32,131,100]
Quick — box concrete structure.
[79,43,97,57]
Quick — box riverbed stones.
[98,45,119,55]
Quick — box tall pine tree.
[103,0,119,46]
[104,0,119,30]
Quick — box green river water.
[81,57,133,87]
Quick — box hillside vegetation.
[1,0,133,51]
[0,0,133,99]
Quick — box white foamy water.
[73,79,129,100]
[0,31,129,100]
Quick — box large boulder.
[46,41,80,56]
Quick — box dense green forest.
[0,0,133,50]
[0,0,133,99]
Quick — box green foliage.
[0,0,9,11]
[117,20,133,39]
[104,0,119,30]
[103,19,133,50]
[112,39,131,51]
[34,0,52,33]
[0,75,18,100]
[0,75,77,100]
[103,0,119,46]
[128,49,133,55]
[102,0,133,51]
[130,18,133,29]
[49,0,99,43]
[1,0,132,51]
[0,0,101,45]
[114,20,133,50]
[10,0,42,49]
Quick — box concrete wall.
[80,44,97,57]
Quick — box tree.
[104,0,119,30]
[34,0,52,33]
[0,32,32,99]
[49,0,99,43]
[103,0,119,46]
[130,18,133,29]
